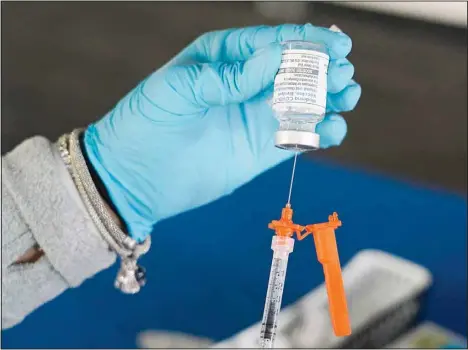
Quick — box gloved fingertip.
[316,113,347,149]
[318,27,352,59]
[340,62,355,78]
[330,36,352,59]
[302,22,315,36]
[348,81,362,94]
[328,61,355,93]
[334,30,352,47]
[303,25,352,59]
[344,82,362,110]
[338,32,352,45]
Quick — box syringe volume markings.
[260,229,295,348]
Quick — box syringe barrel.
[259,236,295,348]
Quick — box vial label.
[272,49,329,115]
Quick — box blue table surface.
[2,158,467,348]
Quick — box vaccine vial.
[272,40,330,151]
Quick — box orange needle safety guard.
[268,205,351,337]
[268,204,304,238]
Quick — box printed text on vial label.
[272,50,329,114]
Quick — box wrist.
[83,125,154,242]
[80,133,125,230]
[59,130,151,294]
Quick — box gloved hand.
[84,24,361,242]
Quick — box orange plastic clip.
[268,204,304,238]
[304,212,351,337]
[268,206,351,337]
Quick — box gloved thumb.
[192,42,282,107]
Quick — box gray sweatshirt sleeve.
[1,136,116,329]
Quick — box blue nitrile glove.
[84,24,362,242]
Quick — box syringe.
[259,155,351,348]
[260,201,303,348]
[259,235,294,348]
[260,154,300,349]
[259,206,351,348]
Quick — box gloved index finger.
[181,24,352,64]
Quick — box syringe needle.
[287,151,298,206]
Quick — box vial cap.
[274,130,320,151]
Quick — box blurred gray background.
[2,2,467,194]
